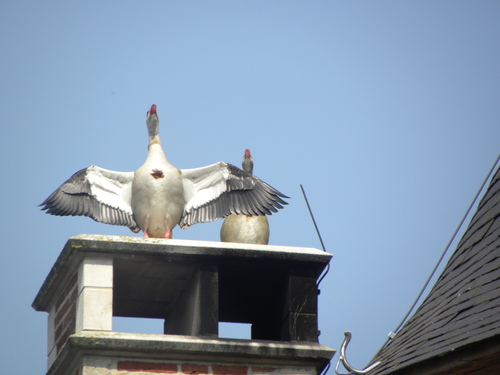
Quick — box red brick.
[55,272,78,310]
[56,324,72,351]
[213,365,247,375]
[56,296,76,330]
[55,323,63,341]
[64,305,76,327]
[251,367,276,373]
[69,284,78,302]
[117,361,177,373]
[56,298,71,323]
[182,363,208,374]
[64,273,78,296]
[55,291,67,311]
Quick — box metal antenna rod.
[300,184,327,252]
[300,184,330,288]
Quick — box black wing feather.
[40,167,140,232]
[180,163,289,228]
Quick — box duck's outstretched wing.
[179,162,288,228]
[40,165,140,232]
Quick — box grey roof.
[369,165,500,375]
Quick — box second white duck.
[220,149,270,245]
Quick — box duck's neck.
[147,119,163,151]
[148,136,162,149]
[146,123,166,158]
[145,111,167,162]
[242,157,254,175]
[147,120,160,142]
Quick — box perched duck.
[40,105,288,238]
[220,149,270,245]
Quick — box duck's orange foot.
[143,230,171,239]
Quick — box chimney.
[33,234,334,375]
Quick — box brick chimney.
[33,234,334,375]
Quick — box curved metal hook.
[335,331,380,375]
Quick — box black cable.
[372,153,500,359]
[320,361,332,375]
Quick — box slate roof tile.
[369,166,500,374]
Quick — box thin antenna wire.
[300,184,330,287]
[373,153,500,359]
[301,184,327,252]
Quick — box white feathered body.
[131,142,184,238]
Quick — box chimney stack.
[33,234,334,375]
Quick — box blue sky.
[1,1,499,373]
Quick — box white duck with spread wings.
[41,105,288,238]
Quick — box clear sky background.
[1,2,499,373]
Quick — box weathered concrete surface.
[48,331,335,375]
[33,234,332,314]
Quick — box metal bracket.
[335,331,381,375]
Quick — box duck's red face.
[148,104,157,116]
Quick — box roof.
[369,165,500,375]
